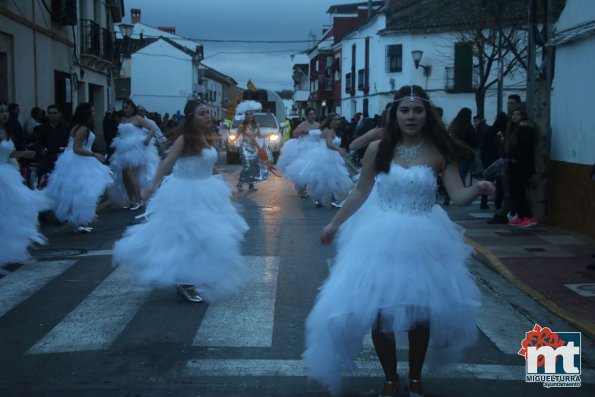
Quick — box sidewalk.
[448,203,595,341]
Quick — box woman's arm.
[72,126,105,162]
[320,141,379,245]
[9,149,36,160]
[136,116,157,146]
[349,127,384,151]
[323,129,344,154]
[441,160,495,205]
[143,136,183,200]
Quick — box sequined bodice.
[375,163,437,214]
[118,122,143,137]
[172,147,217,179]
[0,139,15,163]
[66,131,96,151]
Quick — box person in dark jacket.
[506,106,538,228]
[35,105,69,186]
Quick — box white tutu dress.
[112,147,250,302]
[108,122,160,205]
[284,132,353,204]
[45,132,113,226]
[0,139,51,265]
[303,163,481,395]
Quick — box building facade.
[0,0,123,142]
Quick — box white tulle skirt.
[45,150,113,226]
[284,143,353,204]
[303,202,481,395]
[0,164,51,265]
[108,134,159,205]
[112,174,250,302]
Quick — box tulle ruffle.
[112,174,249,302]
[284,142,353,204]
[303,202,480,395]
[45,150,113,226]
[0,164,51,265]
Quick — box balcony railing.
[80,19,114,62]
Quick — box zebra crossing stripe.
[0,260,77,318]
[180,358,595,382]
[193,256,279,347]
[27,265,152,354]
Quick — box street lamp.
[118,23,134,39]
[411,50,432,77]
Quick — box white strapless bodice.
[374,163,437,214]
[172,148,217,179]
[66,131,96,151]
[118,122,144,138]
[0,139,15,163]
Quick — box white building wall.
[339,13,526,124]
[550,0,595,165]
[131,39,192,116]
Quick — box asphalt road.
[0,153,592,396]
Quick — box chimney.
[131,8,141,24]
[158,26,176,35]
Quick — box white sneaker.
[129,201,144,211]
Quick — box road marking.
[476,281,535,354]
[193,256,279,347]
[179,358,595,382]
[77,249,113,257]
[0,260,77,318]
[27,266,151,354]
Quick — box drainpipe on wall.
[368,0,372,19]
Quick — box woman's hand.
[21,150,36,159]
[143,138,151,146]
[93,152,106,163]
[475,180,496,197]
[320,223,339,246]
[142,184,158,201]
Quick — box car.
[225,112,285,164]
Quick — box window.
[386,44,402,73]
[345,73,352,93]
[357,69,365,90]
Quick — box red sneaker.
[508,216,524,226]
[518,217,538,228]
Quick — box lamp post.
[411,50,432,77]
[118,23,134,57]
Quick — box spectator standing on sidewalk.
[0,101,51,266]
[35,104,70,187]
[448,107,478,186]
[589,163,595,270]
[506,106,539,228]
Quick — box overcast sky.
[122,0,369,91]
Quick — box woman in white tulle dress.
[112,99,249,303]
[303,85,495,397]
[0,102,51,265]
[45,103,113,233]
[277,107,321,197]
[108,99,159,211]
[284,114,353,207]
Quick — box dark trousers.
[509,172,532,218]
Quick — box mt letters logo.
[518,324,581,388]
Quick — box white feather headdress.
[235,100,262,114]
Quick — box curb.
[466,238,595,341]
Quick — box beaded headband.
[394,85,430,105]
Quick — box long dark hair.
[375,85,468,173]
[240,111,259,133]
[122,98,137,115]
[70,102,94,135]
[178,99,213,156]
[505,106,539,155]
[0,101,15,142]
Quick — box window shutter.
[454,42,472,91]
